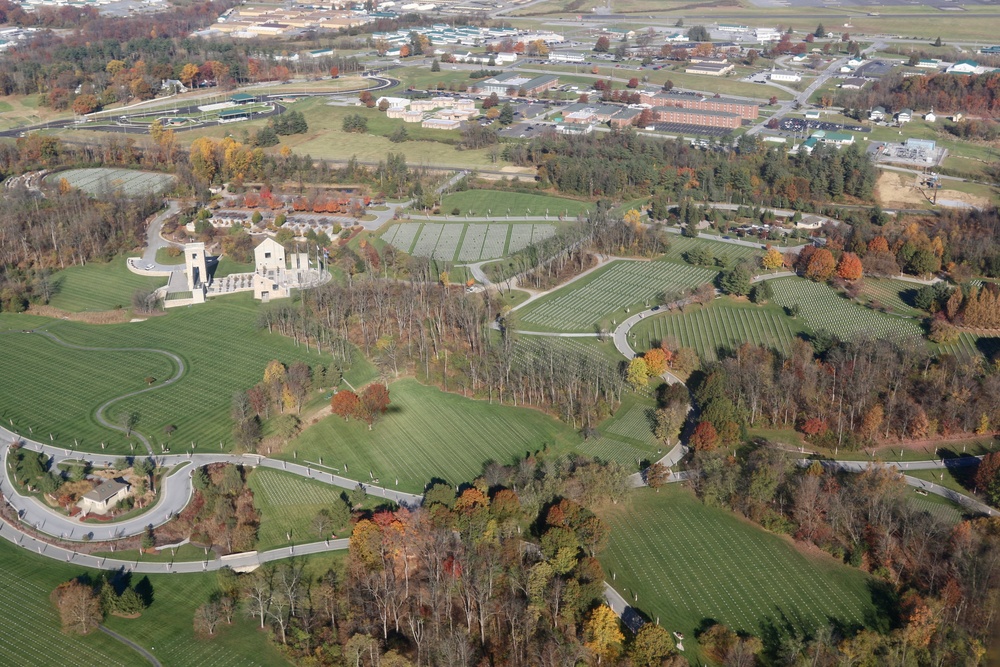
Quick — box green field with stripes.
[630,300,800,362]
[285,377,583,493]
[659,235,764,264]
[769,277,924,342]
[48,256,167,312]
[600,487,877,656]
[249,468,352,549]
[578,399,665,470]
[857,278,923,316]
[381,222,558,263]
[517,260,717,332]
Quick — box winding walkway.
[29,329,187,455]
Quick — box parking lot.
[778,118,869,133]
[650,122,732,137]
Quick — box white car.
[145,263,154,270]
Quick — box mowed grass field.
[659,235,764,265]
[858,278,923,316]
[768,277,924,342]
[0,538,290,667]
[46,169,177,197]
[439,189,592,218]
[0,295,361,454]
[382,221,558,262]
[48,256,167,312]
[630,299,800,363]
[175,97,502,171]
[579,396,663,470]
[284,378,582,493]
[248,468,352,549]
[517,260,717,332]
[0,329,176,450]
[600,487,878,657]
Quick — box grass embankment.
[0,294,376,454]
[599,486,879,661]
[48,257,166,312]
[283,377,583,493]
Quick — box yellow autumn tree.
[179,62,200,88]
[584,605,624,665]
[761,247,784,271]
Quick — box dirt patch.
[875,171,990,209]
[27,304,131,324]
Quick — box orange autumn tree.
[331,390,360,421]
[690,421,719,451]
[836,251,863,281]
[643,348,667,376]
[805,248,836,281]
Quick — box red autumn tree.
[358,383,391,430]
[331,390,360,421]
[626,77,639,89]
[329,66,340,78]
[836,252,863,281]
[799,417,827,438]
[805,248,837,282]
[690,421,719,451]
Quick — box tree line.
[505,130,877,209]
[681,336,1000,453]
[188,453,650,666]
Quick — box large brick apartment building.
[639,91,759,121]
[650,106,743,129]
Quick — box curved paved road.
[1,428,423,542]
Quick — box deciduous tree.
[836,252,863,281]
[583,604,623,664]
[331,390,360,421]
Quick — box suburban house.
[896,108,913,123]
[78,479,130,515]
[869,106,886,121]
[840,77,867,90]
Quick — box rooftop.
[83,479,129,503]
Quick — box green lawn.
[248,467,353,549]
[630,299,801,363]
[155,247,185,265]
[768,277,924,342]
[284,377,583,493]
[48,256,167,312]
[0,540,139,665]
[0,537,301,666]
[0,294,361,454]
[600,487,879,658]
[857,278,924,317]
[177,97,503,171]
[906,491,967,525]
[578,394,663,470]
[906,467,979,497]
[439,189,591,218]
[516,259,717,332]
